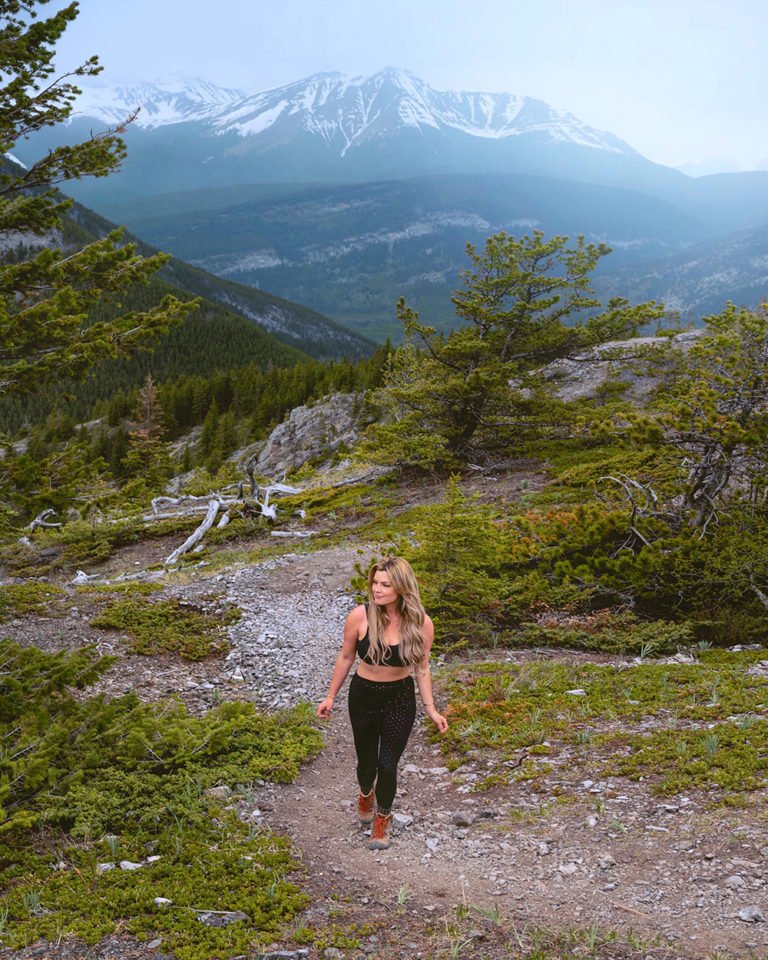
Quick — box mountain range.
[13,69,768,338]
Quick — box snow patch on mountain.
[72,76,246,128]
[70,68,634,157]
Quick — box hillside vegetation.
[3,6,768,957]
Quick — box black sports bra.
[356,604,406,667]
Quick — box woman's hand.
[426,705,448,733]
[316,696,335,719]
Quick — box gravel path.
[215,548,768,959]
[5,543,768,958]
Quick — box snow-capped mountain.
[72,75,247,127]
[15,65,694,214]
[207,68,634,155]
[72,67,633,156]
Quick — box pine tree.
[122,374,173,490]
[0,0,197,400]
[367,232,663,468]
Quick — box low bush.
[90,597,240,660]
[0,641,323,957]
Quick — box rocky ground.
[4,536,768,960]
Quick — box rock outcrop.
[249,392,365,478]
[541,330,703,403]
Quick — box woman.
[316,557,448,850]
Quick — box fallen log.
[165,500,221,566]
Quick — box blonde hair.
[366,557,426,667]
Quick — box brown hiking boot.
[357,789,375,825]
[368,812,392,850]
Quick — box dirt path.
[235,549,768,960]
[4,538,768,958]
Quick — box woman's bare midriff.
[356,661,412,682]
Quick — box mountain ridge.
[70,68,634,157]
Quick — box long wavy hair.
[366,557,426,666]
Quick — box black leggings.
[348,673,416,812]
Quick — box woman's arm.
[415,615,448,732]
[316,605,364,718]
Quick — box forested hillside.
[3,5,768,960]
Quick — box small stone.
[585,816,599,828]
[147,939,163,949]
[427,766,450,775]
[146,855,162,863]
[566,688,586,696]
[739,905,764,923]
[324,949,344,960]
[426,837,440,852]
[96,862,116,873]
[452,811,474,827]
[537,841,551,857]
[454,828,469,839]
[558,862,579,876]
[119,860,144,871]
[598,854,616,870]
[51,860,68,871]
[154,898,173,908]
[724,874,746,888]
[197,909,248,927]
[393,812,413,829]
[205,785,233,801]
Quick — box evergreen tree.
[122,374,173,490]
[0,0,197,400]
[367,232,663,468]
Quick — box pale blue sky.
[51,0,768,170]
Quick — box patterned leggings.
[347,673,416,811]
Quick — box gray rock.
[258,951,310,960]
[205,785,233,801]
[724,874,746,888]
[249,392,364,476]
[96,862,116,873]
[739,906,765,923]
[119,860,144,871]
[452,811,474,827]
[558,862,579,876]
[197,909,248,927]
[154,898,173,908]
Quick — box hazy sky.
[51,0,768,170]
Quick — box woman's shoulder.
[346,603,368,624]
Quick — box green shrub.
[0,640,324,956]
[514,611,693,655]
[0,582,65,621]
[90,597,240,660]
